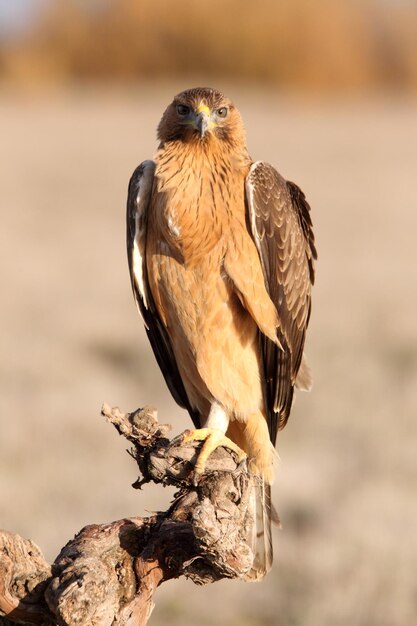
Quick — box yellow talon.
[182,427,247,478]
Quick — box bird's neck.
[155,137,251,193]
[152,138,250,263]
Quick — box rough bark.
[0,405,257,626]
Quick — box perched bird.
[126,87,316,580]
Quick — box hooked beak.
[194,104,212,138]
[195,111,211,137]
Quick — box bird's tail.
[245,478,273,581]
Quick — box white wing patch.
[130,159,155,328]
[133,217,148,310]
[246,161,264,265]
[167,214,181,238]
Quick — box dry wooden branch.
[0,405,257,626]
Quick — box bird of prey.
[127,87,316,580]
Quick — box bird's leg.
[182,403,247,480]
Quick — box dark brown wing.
[127,161,200,426]
[245,161,317,444]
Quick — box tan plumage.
[127,87,316,580]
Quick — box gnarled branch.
[0,405,257,625]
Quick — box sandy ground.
[0,85,416,626]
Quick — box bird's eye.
[176,104,190,116]
[216,107,228,118]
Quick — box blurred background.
[0,1,416,625]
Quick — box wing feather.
[245,161,317,443]
[127,161,199,425]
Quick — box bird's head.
[157,87,246,148]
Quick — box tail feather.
[245,479,273,581]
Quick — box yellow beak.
[194,103,212,137]
[195,111,211,137]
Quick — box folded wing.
[126,161,200,426]
[245,162,317,443]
